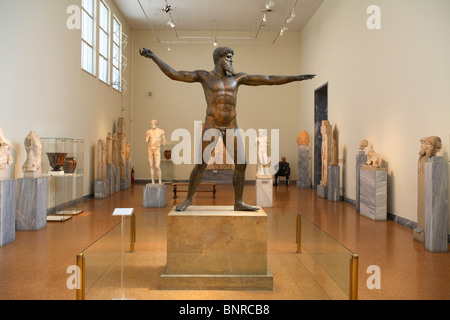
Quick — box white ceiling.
[112,0,323,41]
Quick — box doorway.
[314,83,328,188]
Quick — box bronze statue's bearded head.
[213,46,235,76]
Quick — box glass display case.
[41,138,84,222]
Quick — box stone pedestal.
[360,168,387,221]
[317,184,327,198]
[356,151,367,212]
[160,206,273,290]
[120,159,131,190]
[16,177,48,231]
[0,180,16,246]
[327,165,340,202]
[107,165,120,194]
[297,145,311,188]
[94,179,109,199]
[143,183,167,208]
[424,157,448,253]
[256,176,273,207]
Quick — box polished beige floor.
[0,182,449,300]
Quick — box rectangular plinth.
[162,206,272,290]
[0,180,16,246]
[424,157,448,253]
[327,165,340,202]
[317,184,327,198]
[161,267,273,291]
[94,179,109,199]
[143,184,167,208]
[360,168,387,221]
[256,177,273,207]
[16,177,48,231]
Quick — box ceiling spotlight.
[280,26,288,36]
[265,0,275,11]
[167,20,175,28]
[167,43,171,51]
[286,9,295,23]
[263,12,267,22]
[214,38,218,47]
[163,5,171,13]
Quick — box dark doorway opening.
[314,83,328,188]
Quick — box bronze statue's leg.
[175,162,207,211]
[233,163,259,211]
[175,135,217,211]
[224,128,259,212]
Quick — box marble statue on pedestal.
[297,130,311,188]
[146,120,166,184]
[106,132,113,165]
[22,130,42,175]
[0,125,13,180]
[256,129,271,177]
[415,136,442,242]
[97,139,106,180]
[320,120,332,186]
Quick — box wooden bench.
[172,183,217,199]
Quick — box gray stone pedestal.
[107,165,120,194]
[424,157,448,253]
[317,184,327,198]
[327,165,340,201]
[94,179,110,199]
[356,151,367,212]
[120,159,131,190]
[297,145,311,188]
[256,176,273,207]
[0,180,16,246]
[360,168,387,221]
[143,183,167,208]
[16,177,48,231]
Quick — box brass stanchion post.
[296,213,302,253]
[349,253,359,300]
[76,252,85,300]
[130,212,136,253]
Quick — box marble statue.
[146,119,166,184]
[256,129,271,177]
[363,149,381,168]
[140,46,315,211]
[97,139,106,180]
[320,120,332,186]
[297,130,310,146]
[22,130,42,174]
[0,125,13,180]
[106,132,113,165]
[358,139,368,151]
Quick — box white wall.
[298,0,450,228]
[0,0,132,196]
[132,31,306,182]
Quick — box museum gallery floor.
[0,183,448,300]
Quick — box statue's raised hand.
[139,48,154,58]
[298,74,316,81]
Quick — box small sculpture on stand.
[146,119,166,184]
[0,125,13,181]
[363,149,381,168]
[22,130,42,177]
[256,129,271,177]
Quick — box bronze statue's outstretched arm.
[140,48,200,83]
[238,73,315,86]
